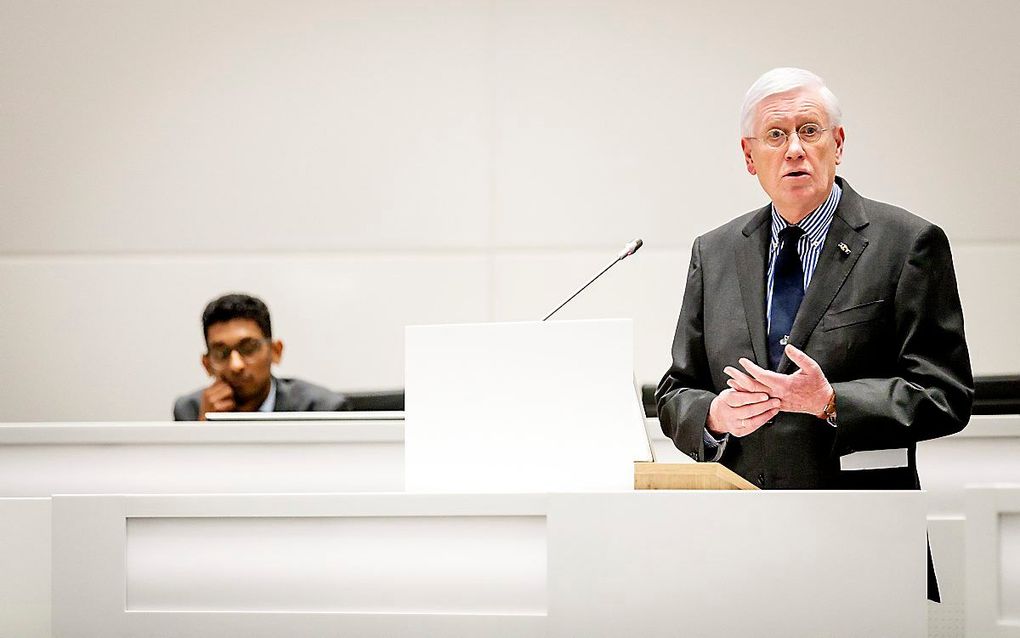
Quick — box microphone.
[542,238,644,321]
[618,238,643,259]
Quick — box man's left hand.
[724,345,833,418]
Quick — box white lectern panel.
[53,494,546,638]
[405,319,650,492]
[547,491,926,638]
[126,515,545,613]
[53,491,926,638]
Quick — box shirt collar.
[769,181,842,249]
[258,378,277,413]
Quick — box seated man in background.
[173,293,351,420]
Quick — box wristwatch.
[821,392,837,427]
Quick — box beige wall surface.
[2,0,1017,421]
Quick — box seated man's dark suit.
[173,377,352,421]
[655,177,973,600]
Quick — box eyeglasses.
[746,122,830,149]
[207,338,270,366]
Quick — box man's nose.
[785,133,806,160]
[228,349,245,371]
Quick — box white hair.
[739,67,842,137]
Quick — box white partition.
[405,319,650,493]
[918,416,1020,636]
[0,419,402,637]
[918,415,1020,517]
[0,420,403,496]
[966,485,1020,637]
[0,498,51,638]
[52,491,926,638]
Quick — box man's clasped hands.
[706,344,835,437]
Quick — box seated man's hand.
[707,389,781,437]
[724,345,833,419]
[198,378,236,420]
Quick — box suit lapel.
[779,179,870,374]
[269,376,290,411]
[735,206,772,367]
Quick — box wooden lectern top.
[634,462,758,491]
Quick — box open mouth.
[784,171,810,178]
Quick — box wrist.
[706,396,726,435]
[817,388,836,421]
[706,421,727,436]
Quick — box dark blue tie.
[768,226,806,370]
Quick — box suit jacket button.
[757,472,766,486]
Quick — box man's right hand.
[198,379,235,421]
[706,389,780,437]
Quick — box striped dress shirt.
[703,182,842,459]
[765,182,842,332]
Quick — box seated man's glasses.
[748,122,830,148]
[207,338,270,367]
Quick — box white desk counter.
[3,414,1017,638]
[0,419,403,638]
[0,420,403,496]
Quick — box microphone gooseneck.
[542,238,644,321]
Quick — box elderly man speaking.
[655,67,973,601]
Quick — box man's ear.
[270,340,283,365]
[201,353,214,377]
[741,138,757,175]
[833,126,845,165]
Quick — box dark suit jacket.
[173,376,352,421]
[655,177,974,598]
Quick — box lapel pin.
[779,335,790,346]
[838,242,852,255]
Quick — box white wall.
[2,0,1017,421]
